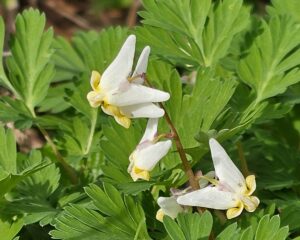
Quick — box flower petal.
[129,165,150,181]
[226,201,244,219]
[176,186,238,210]
[245,175,256,196]
[107,84,170,106]
[134,140,172,171]
[243,196,259,212]
[139,118,158,143]
[119,103,165,119]
[157,196,184,219]
[209,138,246,193]
[156,209,165,222]
[87,91,103,108]
[114,116,131,129]
[131,46,150,84]
[90,71,101,91]
[100,35,136,91]
[101,104,131,128]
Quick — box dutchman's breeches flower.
[128,118,172,181]
[156,196,184,222]
[87,35,170,128]
[177,138,259,219]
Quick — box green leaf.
[0,127,17,174]
[0,217,23,240]
[0,16,12,91]
[64,76,97,120]
[0,126,52,198]
[246,138,300,191]
[50,183,150,240]
[38,82,73,113]
[52,36,86,82]
[216,223,239,240]
[139,0,249,67]
[0,161,51,199]
[53,27,128,81]
[238,14,300,103]
[269,195,300,232]
[269,0,300,22]
[88,27,128,73]
[255,215,289,240]
[6,150,60,225]
[163,211,213,240]
[5,9,55,112]
[180,70,236,147]
[163,215,186,240]
[0,97,33,128]
[100,118,142,173]
[240,227,254,240]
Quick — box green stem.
[236,141,249,176]
[85,110,97,155]
[37,125,79,184]
[28,105,78,184]
[133,219,145,240]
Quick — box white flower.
[156,196,184,222]
[177,138,259,219]
[128,118,172,181]
[87,35,170,128]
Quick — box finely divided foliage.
[0,0,300,239]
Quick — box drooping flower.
[128,118,172,181]
[156,196,184,222]
[87,35,170,128]
[177,138,259,219]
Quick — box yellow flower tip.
[115,116,131,129]
[244,196,260,212]
[131,165,150,181]
[226,201,244,219]
[245,175,256,196]
[101,104,131,128]
[87,91,102,108]
[156,209,164,222]
[90,70,101,91]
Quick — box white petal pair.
[177,138,259,219]
[128,118,172,181]
[87,35,170,128]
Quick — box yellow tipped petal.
[115,116,131,129]
[131,165,150,181]
[226,201,244,219]
[90,71,101,91]
[245,175,256,196]
[244,196,260,212]
[156,209,164,222]
[102,103,131,128]
[87,91,102,108]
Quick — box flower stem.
[159,103,199,190]
[236,141,250,176]
[145,77,202,212]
